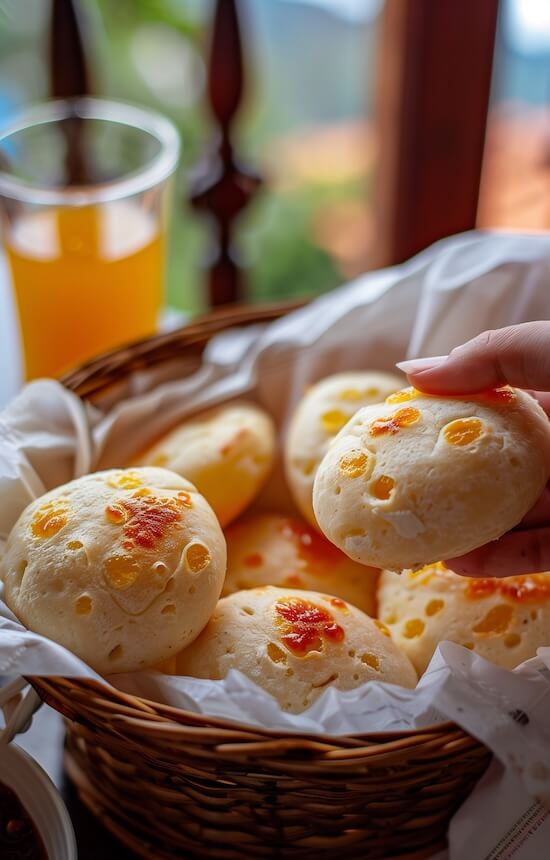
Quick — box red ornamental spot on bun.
[481,386,516,404]
[220,427,250,456]
[177,491,193,507]
[244,552,264,567]
[330,597,349,613]
[279,518,342,567]
[386,388,419,404]
[275,597,345,655]
[31,501,69,538]
[466,574,550,604]
[106,491,190,550]
[369,407,420,437]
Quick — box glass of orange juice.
[0,98,179,380]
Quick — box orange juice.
[6,201,164,380]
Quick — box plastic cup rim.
[0,97,180,206]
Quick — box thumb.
[397,322,550,395]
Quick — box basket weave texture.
[30,303,491,859]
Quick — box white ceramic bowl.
[0,742,76,859]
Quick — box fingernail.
[396,355,448,373]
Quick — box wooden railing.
[189,0,262,306]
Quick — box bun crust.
[285,372,402,526]
[378,564,550,673]
[313,387,550,570]
[223,513,378,615]
[1,467,227,673]
[135,403,276,526]
[176,586,416,713]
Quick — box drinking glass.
[0,98,179,380]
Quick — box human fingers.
[397,322,550,395]
[446,526,550,577]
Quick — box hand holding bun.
[313,386,550,571]
[176,586,416,713]
[399,323,550,577]
[134,402,275,526]
[378,563,550,673]
[285,372,402,527]
[223,513,378,615]
[1,468,226,674]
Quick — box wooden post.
[49,0,90,99]
[49,0,91,186]
[372,0,499,267]
[191,0,261,307]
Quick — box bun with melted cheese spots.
[134,402,276,527]
[1,467,226,674]
[378,563,550,674]
[285,372,403,527]
[176,586,416,713]
[313,386,550,571]
[223,512,378,615]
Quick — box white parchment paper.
[3,229,550,858]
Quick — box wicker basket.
[29,303,492,859]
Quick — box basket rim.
[59,300,304,400]
[30,675,463,744]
